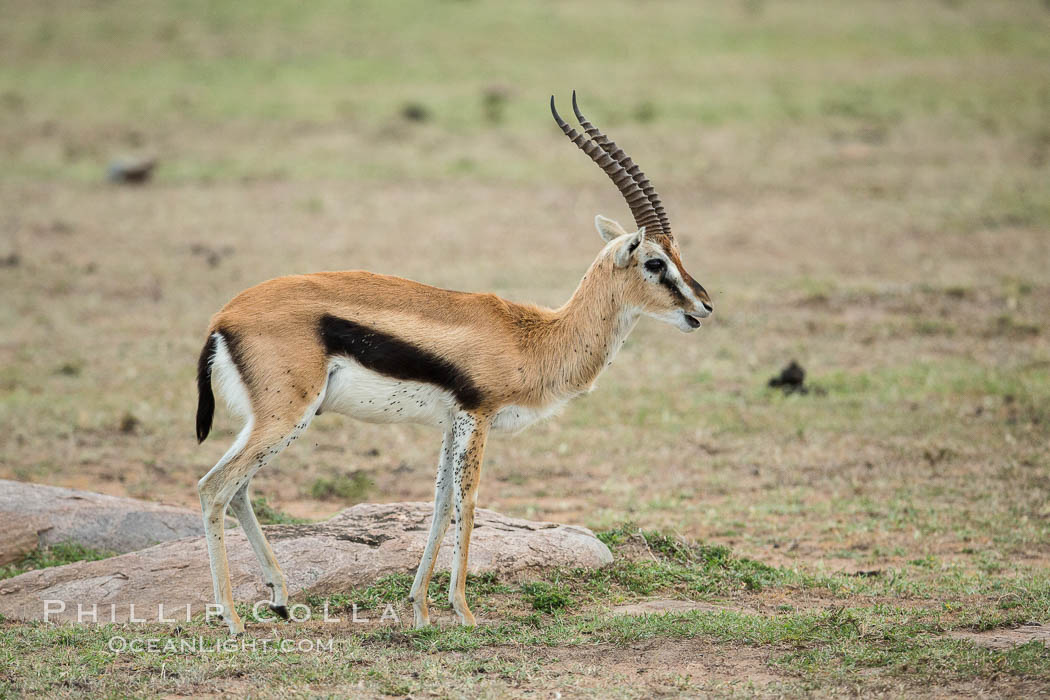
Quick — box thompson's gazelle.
[195,93,713,635]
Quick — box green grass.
[307,471,373,503]
[250,496,310,525]
[2,0,1048,183]
[0,542,115,581]
[2,0,1049,695]
[1,527,1047,695]
[521,581,573,613]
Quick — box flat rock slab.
[949,623,1050,649]
[0,479,209,564]
[0,502,611,623]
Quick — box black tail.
[196,334,217,443]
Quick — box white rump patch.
[211,333,252,418]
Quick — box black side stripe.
[318,314,483,410]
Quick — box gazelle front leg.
[409,427,456,628]
[448,411,490,626]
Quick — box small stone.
[107,157,156,184]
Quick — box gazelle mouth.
[683,313,702,329]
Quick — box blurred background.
[1,0,1048,571]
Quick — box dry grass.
[1,0,1049,696]
[3,174,1046,565]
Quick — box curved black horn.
[552,94,661,234]
[571,91,671,237]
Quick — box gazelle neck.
[533,254,640,398]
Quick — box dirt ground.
[3,169,1048,696]
[2,0,1049,696]
[3,172,1046,566]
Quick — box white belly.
[491,399,568,433]
[319,357,456,428]
[320,357,571,433]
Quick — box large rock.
[0,512,50,567]
[0,479,208,564]
[0,502,611,623]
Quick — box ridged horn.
[551,94,662,236]
[570,91,671,237]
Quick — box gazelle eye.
[644,259,665,273]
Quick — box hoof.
[269,604,290,621]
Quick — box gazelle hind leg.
[409,428,456,628]
[228,482,290,619]
[199,385,327,635]
[197,418,254,635]
[448,411,490,626]
[199,423,309,635]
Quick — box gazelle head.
[552,92,713,332]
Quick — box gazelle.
[195,92,713,635]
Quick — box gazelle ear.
[595,214,628,243]
[614,227,645,268]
